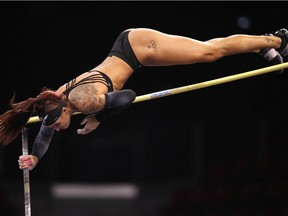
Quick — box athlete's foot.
[274,28,288,59]
[259,48,284,73]
[259,48,283,64]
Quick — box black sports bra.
[62,70,113,109]
[63,70,113,96]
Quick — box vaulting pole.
[21,127,31,216]
[26,62,288,124]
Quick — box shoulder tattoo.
[69,84,105,113]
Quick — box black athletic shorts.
[109,30,142,71]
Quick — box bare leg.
[129,28,282,66]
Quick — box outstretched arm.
[19,124,54,170]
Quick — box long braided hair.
[0,87,63,146]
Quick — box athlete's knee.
[194,43,223,62]
[200,48,224,62]
[203,53,223,62]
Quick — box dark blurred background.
[1,1,288,216]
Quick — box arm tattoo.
[69,84,105,113]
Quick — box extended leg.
[129,28,283,67]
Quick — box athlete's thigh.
[129,28,212,66]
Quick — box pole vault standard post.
[21,127,31,216]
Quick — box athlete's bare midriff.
[93,56,135,91]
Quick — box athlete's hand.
[18,155,39,171]
[77,115,100,135]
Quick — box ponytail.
[0,95,37,146]
[0,88,62,146]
